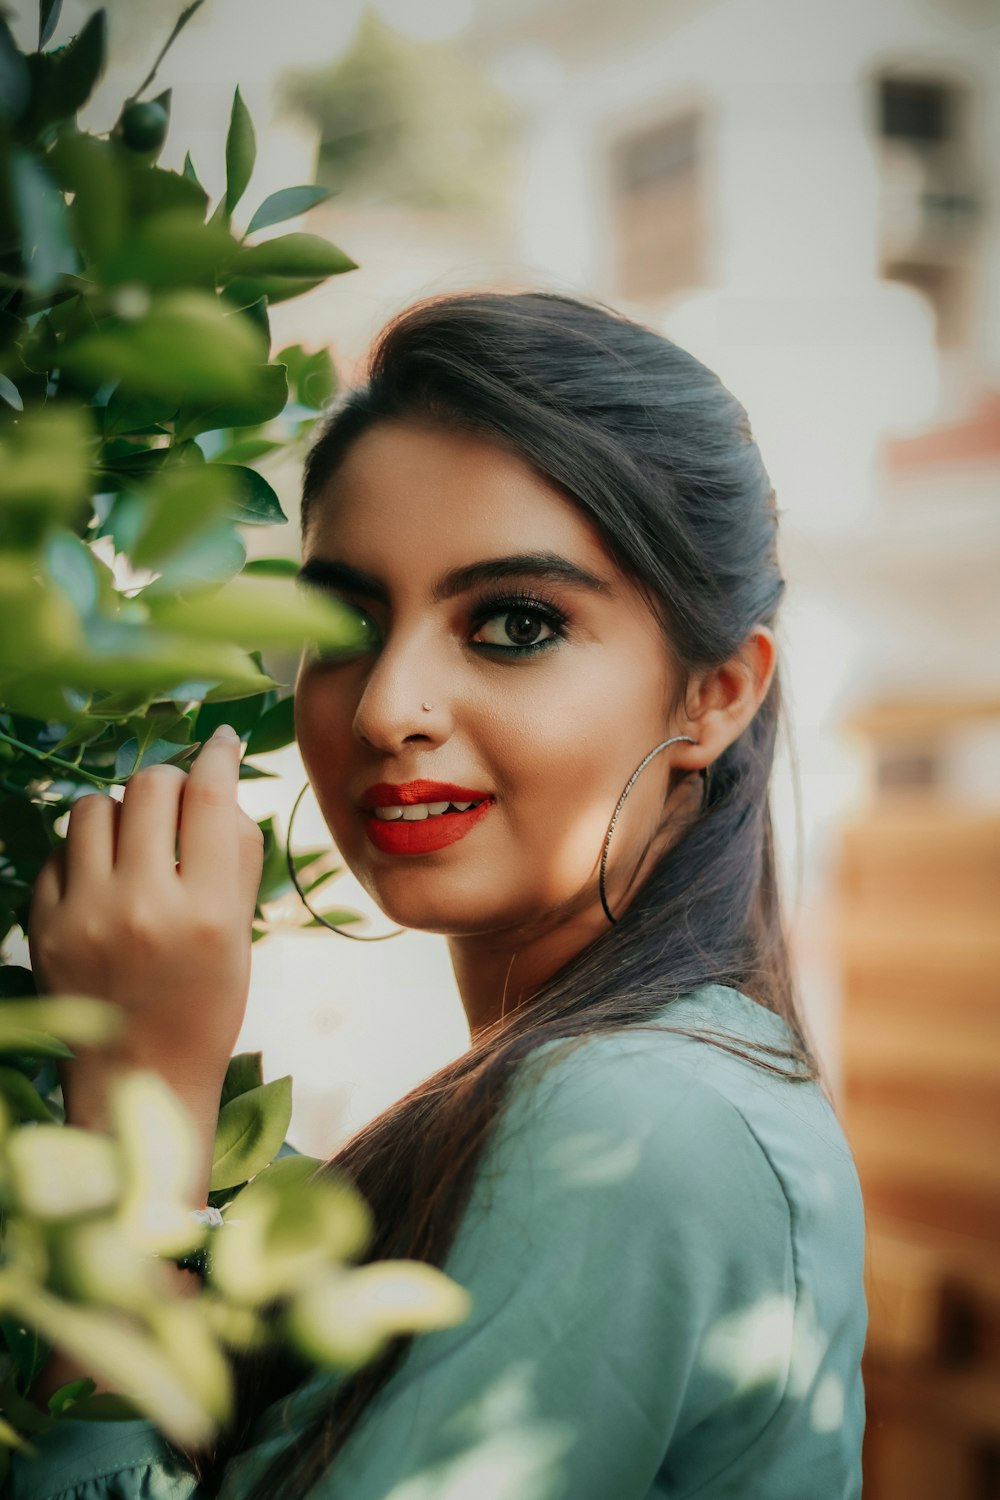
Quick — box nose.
[352,630,453,754]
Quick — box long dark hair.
[180,290,818,1495]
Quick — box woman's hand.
[27,725,265,1114]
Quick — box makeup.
[360,781,494,856]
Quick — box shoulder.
[489,985,862,1238]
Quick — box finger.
[115,763,186,882]
[237,811,266,923]
[27,850,67,987]
[63,792,118,891]
[177,726,242,892]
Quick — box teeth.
[371,799,486,820]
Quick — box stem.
[132,0,207,102]
[0,728,117,789]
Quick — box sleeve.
[317,1039,796,1500]
[6,1418,201,1500]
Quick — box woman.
[16,291,867,1499]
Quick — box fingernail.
[210,724,240,744]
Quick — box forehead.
[304,419,619,575]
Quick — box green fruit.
[120,101,169,154]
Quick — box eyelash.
[311,589,569,661]
[468,590,569,656]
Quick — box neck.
[448,898,610,1043]
[447,775,703,1042]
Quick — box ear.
[671,626,777,773]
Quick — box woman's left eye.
[471,606,561,652]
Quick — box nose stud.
[421,702,432,712]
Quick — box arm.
[17,729,263,1435]
[315,1038,797,1500]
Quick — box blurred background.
[8,0,1000,1491]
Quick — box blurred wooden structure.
[837,697,1000,1499]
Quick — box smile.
[372,799,485,820]
[360,781,494,856]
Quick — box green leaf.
[141,523,247,596]
[219,1050,263,1109]
[47,1377,96,1416]
[51,8,106,116]
[297,347,336,408]
[245,694,295,755]
[0,1063,58,1122]
[103,386,176,436]
[129,464,236,570]
[232,295,270,360]
[182,151,200,185]
[194,688,273,743]
[229,232,356,280]
[286,1261,471,1370]
[225,86,256,215]
[0,20,30,123]
[62,1392,145,1421]
[112,736,189,777]
[40,0,64,48]
[11,151,74,296]
[210,1074,292,1190]
[64,292,261,403]
[1,1318,50,1394]
[175,363,287,441]
[242,556,298,577]
[246,185,332,233]
[44,532,98,616]
[213,436,281,466]
[100,212,238,290]
[221,275,326,308]
[13,1287,226,1447]
[0,997,123,1051]
[122,161,207,220]
[0,372,22,410]
[216,464,286,525]
[50,617,274,699]
[210,1166,370,1306]
[7,1124,122,1218]
[0,405,91,519]
[147,575,365,652]
[50,131,125,268]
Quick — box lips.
[360,781,494,856]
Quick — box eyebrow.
[297,553,614,604]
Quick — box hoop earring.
[286,782,405,942]
[598,736,703,927]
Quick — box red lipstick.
[360,781,494,856]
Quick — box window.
[874,71,980,349]
[610,112,707,305]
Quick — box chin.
[355,872,538,939]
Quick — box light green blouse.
[9,985,867,1499]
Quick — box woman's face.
[294,419,690,938]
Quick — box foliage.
[283,10,512,212]
[0,2,471,1477]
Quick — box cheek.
[294,674,356,818]
[490,660,665,851]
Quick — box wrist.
[59,1055,226,1210]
